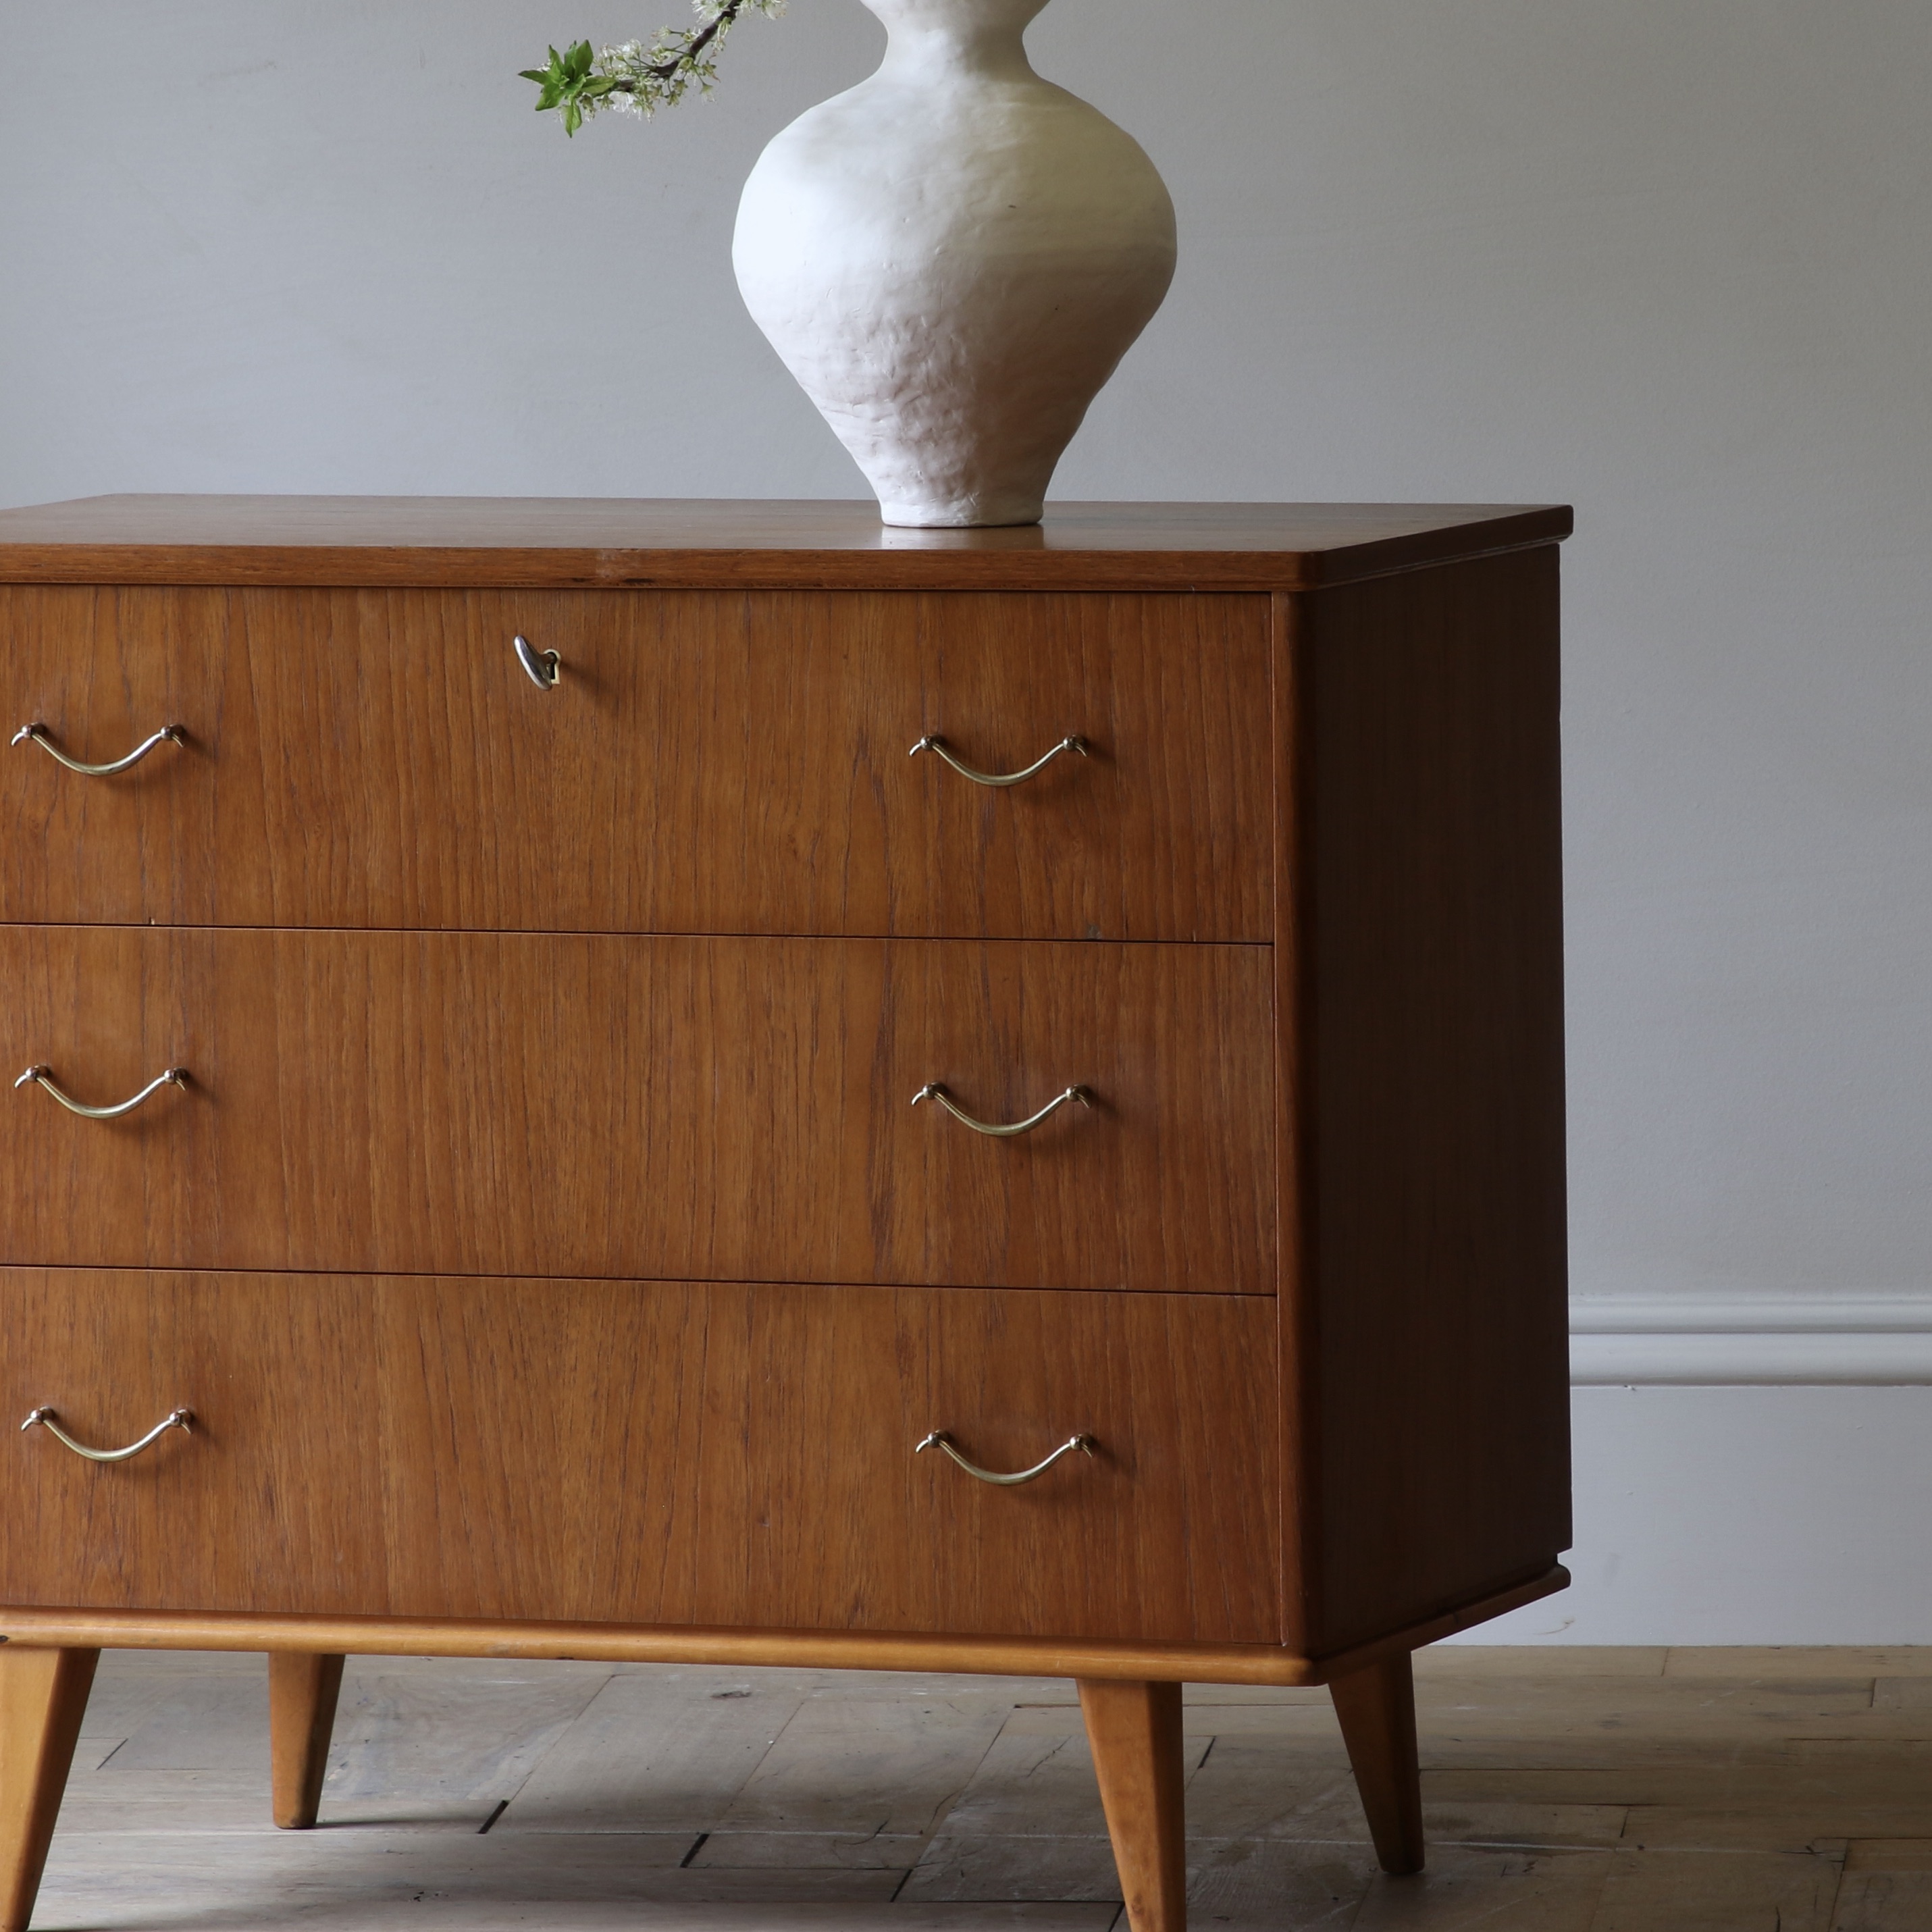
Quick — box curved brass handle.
[11,721,185,776]
[14,1064,189,1120]
[22,1406,193,1465]
[912,1082,1092,1138]
[513,635,561,689]
[910,734,1088,788]
[916,1430,1097,1486]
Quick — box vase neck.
[872,7,1041,85]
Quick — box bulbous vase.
[732,0,1178,528]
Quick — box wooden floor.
[30,1646,1932,1929]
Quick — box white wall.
[1468,1387,1932,1645]
[3,1,1929,1639]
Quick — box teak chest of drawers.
[0,498,1572,1931]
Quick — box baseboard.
[1571,1292,1932,1384]
[1448,1382,1932,1644]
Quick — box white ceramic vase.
[732,0,1178,528]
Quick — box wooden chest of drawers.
[0,498,1571,1931]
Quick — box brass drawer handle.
[513,635,561,689]
[11,721,185,776]
[912,1082,1092,1137]
[917,1430,1097,1486]
[22,1406,193,1464]
[14,1064,189,1120]
[910,733,1088,788]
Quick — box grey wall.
[4,1,1930,1634]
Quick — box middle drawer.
[0,928,1275,1292]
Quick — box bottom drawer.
[0,1272,1280,1645]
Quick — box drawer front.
[0,1271,385,1615]
[0,928,1275,1292]
[0,585,1270,941]
[0,1271,1278,1644]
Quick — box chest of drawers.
[0,498,1571,1931]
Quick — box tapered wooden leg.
[1077,1679,1187,1932]
[0,1645,98,1932]
[269,1652,345,1830]
[1330,1651,1424,1875]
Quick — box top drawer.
[0,585,1270,941]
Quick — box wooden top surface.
[0,496,1571,592]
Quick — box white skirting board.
[1446,1383,1932,1645]
[1569,1293,1932,1385]
[1446,1295,1932,1643]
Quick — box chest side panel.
[1282,546,1571,1656]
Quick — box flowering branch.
[521,0,787,135]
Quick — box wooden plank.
[39,1829,907,1913]
[691,1832,931,1869]
[1179,1839,1385,1925]
[1421,1800,1628,1850]
[1281,546,1571,1655]
[1846,1841,1932,1869]
[0,497,1574,593]
[1670,1648,1932,1678]
[1430,1765,1932,1810]
[899,1835,1125,1903]
[0,932,1274,1295]
[320,1665,610,1806]
[53,1771,494,1837]
[0,585,1271,943]
[101,1669,273,1771]
[1591,1846,1841,1931]
[1351,1844,1611,1929]
[1833,1866,1932,1931]
[1418,1648,1669,1679]
[932,1723,1117,1837]
[712,1692,1009,1835]
[1621,1807,1917,1852]
[496,1671,801,1834]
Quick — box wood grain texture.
[0,930,1274,1292]
[0,507,1579,1923]
[0,1567,1569,1686]
[267,1653,343,1830]
[0,1273,386,1615]
[0,1270,1277,1642]
[0,585,1269,941]
[1328,1653,1424,1875]
[0,498,1574,592]
[1278,546,1571,1658]
[0,1646,97,1932]
[1076,1680,1188,1932]
[380,1278,1279,1641]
